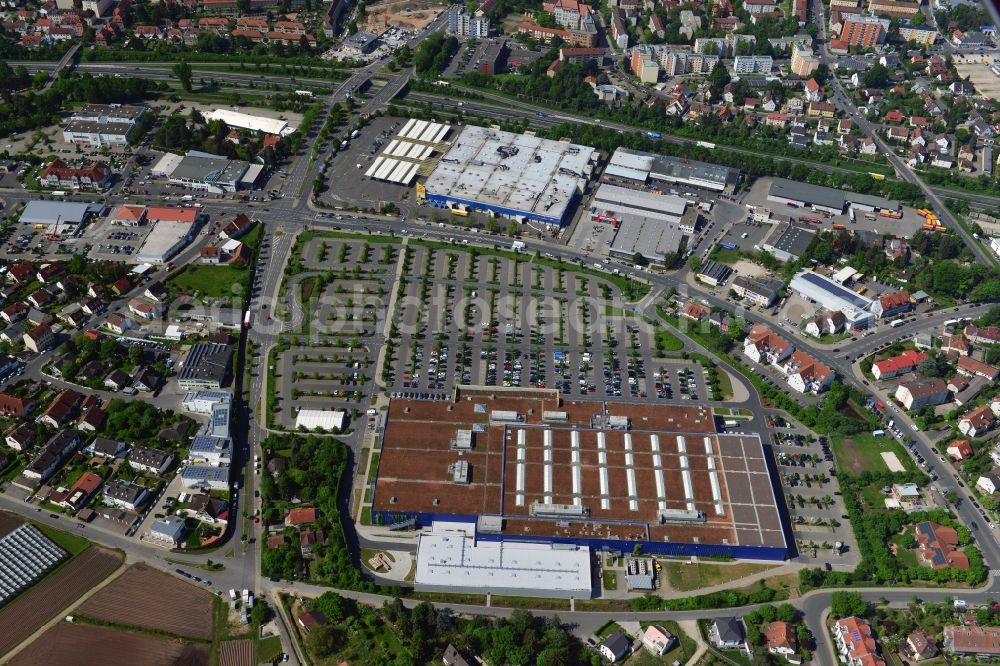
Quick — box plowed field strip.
[76,565,213,640]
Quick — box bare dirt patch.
[364,0,447,32]
[76,564,214,640]
[0,546,123,657]
[8,622,209,666]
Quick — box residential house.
[977,469,1000,495]
[103,369,131,391]
[54,471,103,512]
[39,389,82,428]
[731,276,779,307]
[871,350,926,380]
[286,507,318,525]
[943,626,1000,657]
[5,423,34,452]
[805,310,847,337]
[128,446,174,474]
[105,313,132,335]
[299,528,325,557]
[782,350,835,394]
[832,617,885,666]
[642,625,676,656]
[103,479,149,510]
[941,333,970,357]
[895,378,949,410]
[915,521,969,569]
[599,632,632,663]
[764,621,798,661]
[85,437,127,458]
[872,291,912,318]
[965,324,1000,346]
[957,356,1000,381]
[743,324,793,365]
[0,393,33,418]
[804,78,823,102]
[959,405,995,438]
[907,629,938,661]
[709,617,748,652]
[947,439,973,461]
[681,303,708,321]
[148,516,186,547]
[23,323,54,353]
[23,430,81,482]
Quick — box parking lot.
[770,417,861,567]
[267,235,394,428]
[742,177,926,238]
[321,116,415,209]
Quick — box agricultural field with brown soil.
[76,564,214,639]
[8,622,209,666]
[0,546,122,657]
[219,638,256,666]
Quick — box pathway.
[677,619,708,666]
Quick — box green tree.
[831,591,868,618]
[173,60,193,93]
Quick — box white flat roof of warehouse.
[136,220,193,263]
[415,524,591,597]
[203,109,295,137]
[593,183,688,220]
[151,152,183,177]
[295,409,346,431]
[423,125,594,219]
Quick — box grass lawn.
[167,264,249,299]
[603,570,617,590]
[890,533,918,568]
[664,561,776,592]
[595,621,626,640]
[653,327,684,354]
[709,247,741,264]
[832,433,915,476]
[258,635,282,663]
[29,518,91,556]
[716,369,734,401]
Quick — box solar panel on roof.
[799,272,870,308]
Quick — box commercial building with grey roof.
[177,342,231,390]
[759,221,817,262]
[19,201,103,226]
[767,177,900,214]
[604,147,741,193]
[595,183,696,264]
[420,125,596,227]
[62,103,146,146]
[166,151,252,194]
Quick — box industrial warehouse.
[596,184,698,264]
[767,177,901,215]
[418,125,597,228]
[151,150,257,193]
[788,269,875,329]
[372,389,789,585]
[603,148,741,194]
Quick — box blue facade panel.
[371,510,790,561]
[423,191,573,227]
